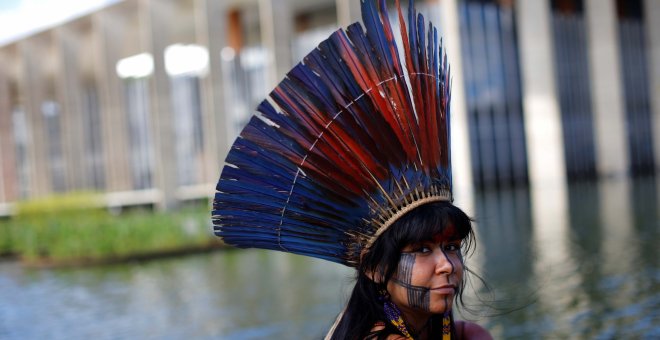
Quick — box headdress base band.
[363,193,451,252]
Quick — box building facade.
[0,0,658,215]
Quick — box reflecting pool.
[468,177,660,338]
[0,178,658,339]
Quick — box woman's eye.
[414,246,431,253]
[444,243,460,252]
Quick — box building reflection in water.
[467,177,659,338]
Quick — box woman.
[213,0,491,338]
[327,202,492,339]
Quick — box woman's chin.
[428,299,454,314]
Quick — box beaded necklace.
[381,291,452,339]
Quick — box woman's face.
[386,224,464,317]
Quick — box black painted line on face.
[398,253,415,284]
[409,285,430,311]
[440,247,460,312]
[396,253,430,311]
[391,277,430,292]
[441,248,455,275]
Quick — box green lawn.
[0,193,221,265]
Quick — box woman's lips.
[431,285,456,294]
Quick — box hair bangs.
[391,202,473,249]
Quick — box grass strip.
[0,193,220,265]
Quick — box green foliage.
[0,218,12,256]
[14,192,105,216]
[0,193,217,265]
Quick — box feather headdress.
[212,0,452,267]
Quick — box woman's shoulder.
[455,320,493,340]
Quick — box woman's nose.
[434,250,454,274]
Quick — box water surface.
[0,178,658,339]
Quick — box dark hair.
[329,201,475,340]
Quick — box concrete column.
[336,0,361,28]
[438,0,474,215]
[92,11,132,192]
[516,0,569,297]
[195,0,229,186]
[141,0,178,211]
[259,0,294,87]
[585,0,628,177]
[54,26,87,191]
[515,0,567,188]
[645,0,660,173]
[0,53,17,203]
[19,39,51,197]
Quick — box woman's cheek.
[394,253,432,311]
